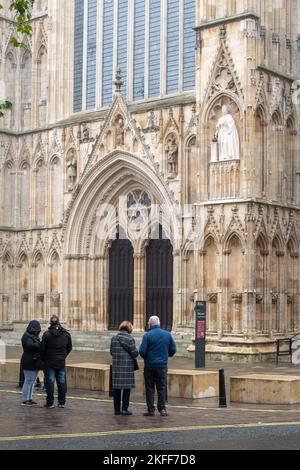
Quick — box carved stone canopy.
[231,293,243,303]
[207,293,218,304]
[36,294,45,302]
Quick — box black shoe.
[121,410,132,416]
[114,411,121,415]
[21,401,34,407]
[144,411,155,416]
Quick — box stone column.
[81,257,88,331]
[2,295,9,325]
[0,295,3,326]
[221,249,230,335]
[21,294,29,322]
[173,250,181,330]
[243,211,256,337]
[62,258,70,327]
[255,294,264,332]
[46,262,53,322]
[271,293,280,334]
[277,250,286,334]
[207,293,218,333]
[181,254,189,326]
[98,254,109,331]
[50,292,61,317]
[232,293,243,334]
[36,294,45,321]
[133,252,146,331]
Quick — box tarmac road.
[1,384,300,451]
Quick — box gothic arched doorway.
[108,238,134,330]
[146,227,174,331]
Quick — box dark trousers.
[144,368,167,413]
[113,389,131,413]
[44,368,67,406]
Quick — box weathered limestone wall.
[0,0,299,360]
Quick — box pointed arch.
[3,159,15,227]
[36,44,48,126]
[4,49,16,127]
[50,154,63,225]
[223,230,244,252]
[64,151,180,255]
[18,159,30,228]
[185,134,197,204]
[21,48,32,128]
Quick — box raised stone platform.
[231,374,300,405]
[0,359,44,384]
[167,369,218,399]
[0,359,218,399]
[67,363,110,392]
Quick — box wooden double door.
[108,237,173,331]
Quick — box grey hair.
[148,316,160,327]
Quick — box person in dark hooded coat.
[40,315,72,409]
[21,320,43,406]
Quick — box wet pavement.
[1,347,300,450]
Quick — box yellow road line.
[2,388,300,414]
[1,421,300,443]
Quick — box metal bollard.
[219,369,227,408]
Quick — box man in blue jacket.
[139,316,176,417]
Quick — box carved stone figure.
[67,150,77,191]
[166,134,178,178]
[215,105,240,160]
[115,117,125,147]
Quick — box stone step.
[0,330,193,358]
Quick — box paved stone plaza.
[1,348,300,450]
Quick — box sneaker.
[57,404,65,409]
[44,404,55,409]
[114,411,121,416]
[160,409,168,417]
[30,401,38,405]
[143,411,155,417]
[22,401,34,407]
[121,410,133,416]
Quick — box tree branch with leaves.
[0,0,35,117]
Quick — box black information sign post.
[195,300,206,369]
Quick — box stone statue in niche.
[66,150,77,191]
[166,134,178,179]
[115,117,125,147]
[214,105,240,161]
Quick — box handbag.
[117,337,140,371]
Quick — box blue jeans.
[22,370,39,402]
[44,368,67,406]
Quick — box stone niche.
[208,96,241,200]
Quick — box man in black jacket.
[40,316,72,409]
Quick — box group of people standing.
[111,316,176,416]
[20,315,176,416]
[21,315,72,408]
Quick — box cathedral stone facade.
[0,0,300,360]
